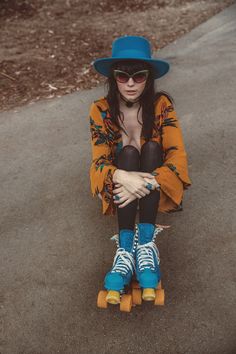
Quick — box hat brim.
[92,57,170,79]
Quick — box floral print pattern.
[89,95,192,215]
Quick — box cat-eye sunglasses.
[113,69,149,84]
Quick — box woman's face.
[116,73,147,102]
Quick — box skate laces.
[136,242,160,271]
[111,248,135,275]
[136,224,163,272]
[110,234,136,276]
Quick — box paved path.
[1,3,236,354]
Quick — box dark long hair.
[104,59,175,141]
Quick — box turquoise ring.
[145,183,153,190]
[114,195,120,200]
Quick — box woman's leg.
[104,146,140,301]
[115,145,140,231]
[139,141,163,224]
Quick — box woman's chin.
[124,94,140,101]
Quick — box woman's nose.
[127,77,135,86]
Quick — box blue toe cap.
[104,272,127,291]
[137,268,161,288]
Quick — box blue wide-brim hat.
[92,35,170,80]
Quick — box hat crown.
[92,35,170,79]
[112,36,152,59]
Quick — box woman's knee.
[140,141,163,167]
[141,141,162,154]
[117,145,140,170]
[120,145,140,157]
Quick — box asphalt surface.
[1,3,236,354]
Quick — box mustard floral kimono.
[88,94,192,216]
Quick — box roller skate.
[97,229,138,312]
[133,222,165,305]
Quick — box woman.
[89,36,192,304]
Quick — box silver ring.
[114,195,120,200]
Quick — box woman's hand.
[117,171,159,199]
[113,176,160,208]
[142,176,160,191]
[113,183,137,208]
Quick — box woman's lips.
[126,91,137,95]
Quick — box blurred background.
[0,0,234,112]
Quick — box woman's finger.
[134,192,142,199]
[118,199,130,208]
[113,194,129,204]
[142,186,152,193]
[113,187,123,194]
[138,172,155,178]
[119,196,136,208]
[143,180,155,191]
[138,189,147,197]
[114,197,125,204]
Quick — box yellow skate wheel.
[120,294,132,312]
[157,281,162,290]
[132,288,142,305]
[154,289,165,305]
[142,288,156,301]
[106,290,120,305]
[97,290,108,308]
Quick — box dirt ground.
[0,0,234,113]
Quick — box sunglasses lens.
[133,72,148,83]
[115,72,129,83]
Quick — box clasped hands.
[113,170,160,208]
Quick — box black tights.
[114,141,163,231]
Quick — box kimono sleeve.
[153,96,192,207]
[89,101,118,215]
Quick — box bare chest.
[118,108,143,152]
